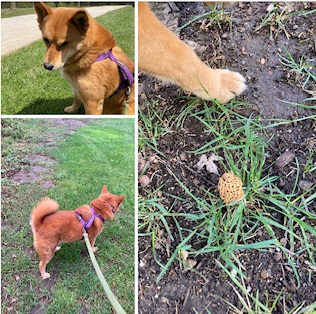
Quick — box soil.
[2,119,93,188]
[138,2,316,313]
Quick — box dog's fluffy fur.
[34,2,134,115]
[138,2,246,103]
[31,186,124,279]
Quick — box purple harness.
[95,49,134,94]
[75,207,105,232]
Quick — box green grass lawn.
[1,7,35,18]
[1,5,134,115]
[1,118,135,313]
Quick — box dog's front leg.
[64,94,82,113]
[139,3,246,103]
[88,235,98,252]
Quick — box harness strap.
[95,49,134,93]
[75,207,105,232]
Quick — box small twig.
[182,286,191,308]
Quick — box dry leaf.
[274,150,294,170]
[180,250,189,261]
[195,154,208,171]
[180,250,197,270]
[158,228,164,240]
[195,153,221,175]
[187,259,197,268]
[266,4,274,12]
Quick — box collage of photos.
[1,1,315,313]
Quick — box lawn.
[1,118,135,313]
[1,7,35,18]
[1,5,134,115]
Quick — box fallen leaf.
[195,153,221,175]
[187,259,197,268]
[206,153,221,174]
[180,250,189,261]
[195,154,208,171]
[266,3,274,12]
[274,150,295,170]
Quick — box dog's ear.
[71,10,89,34]
[101,186,108,194]
[118,195,125,205]
[34,2,52,24]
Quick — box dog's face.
[91,185,125,221]
[34,2,89,70]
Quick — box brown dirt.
[2,119,93,188]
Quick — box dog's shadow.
[16,97,86,115]
[53,242,88,267]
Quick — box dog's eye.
[43,37,50,45]
[60,42,69,48]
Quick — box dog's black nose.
[43,62,54,71]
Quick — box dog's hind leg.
[36,245,57,279]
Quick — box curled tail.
[31,197,59,231]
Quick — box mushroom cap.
[218,173,244,205]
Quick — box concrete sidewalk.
[1,5,126,56]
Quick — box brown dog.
[139,2,246,103]
[31,186,124,279]
[34,2,134,114]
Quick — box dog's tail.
[31,197,59,231]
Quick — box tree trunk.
[10,2,16,12]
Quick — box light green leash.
[83,232,127,314]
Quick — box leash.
[83,232,127,314]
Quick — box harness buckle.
[126,86,131,99]
[123,86,131,115]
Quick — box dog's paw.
[41,272,51,279]
[92,246,98,252]
[193,68,246,103]
[216,70,247,103]
[64,105,78,114]
[55,246,61,252]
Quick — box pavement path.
[1,5,126,56]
